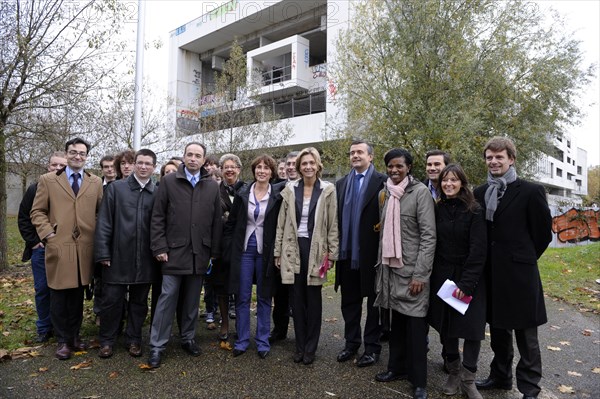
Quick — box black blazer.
[224,181,285,299]
[17,182,40,262]
[334,168,386,296]
[474,178,552,329]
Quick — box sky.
[136,0,599,166]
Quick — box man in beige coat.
[31,137,103,360]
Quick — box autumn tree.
[584,165,600,206]
[0,0,130,270]
[197,40,292,170]
[327,0,594,182]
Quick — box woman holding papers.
[274,147,338,365]
[428,164,487,399]
[373,148,436,399]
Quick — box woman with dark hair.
[373,148,436,399]
[428,164,487,399]
[160,160,180,178]
[274,147,338,365]
[224,154,285,359]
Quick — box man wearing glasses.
[94,149,159,359]
[31,137,103,360]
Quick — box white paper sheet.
[436,279,469,315]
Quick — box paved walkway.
[1,286,598,398]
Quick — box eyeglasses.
[67,150,87,157]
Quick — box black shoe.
[337,348,357,362]
[475,376,512,391]
[232,348,245,357]
[36,331,53,343]
[303,352,315,365]
[258,350,269,359]
[148,350,161,368]
[413,387,428,399]
[181,340,201,357]
[268,330,287,343]
[357,352,379,367]
[375,370,407,382]
[293,352,304,363]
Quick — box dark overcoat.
[334,169,387,297]
[474,179,552,329]
[428,198,487,340]
[224,181,285,300]
[18,182,40,262]
[94,175,159,284]
[150,165,222,275]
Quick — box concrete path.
[1,286,598,398]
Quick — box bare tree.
[0,0,130,270]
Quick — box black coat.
[151,165,222,275]
[94,175,159,284]
[224,181,285,299]
[428,199,487,340]
[474,179,552,329]
[334,169,387,297]
[17,182,40,262]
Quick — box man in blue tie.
[335,140,386,367]
[148,142,222,368]
[31,137,103,360]
[423,150,450,200]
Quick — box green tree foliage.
[328,0,594,182]
[584,165,600,206]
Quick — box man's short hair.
[219,153,242,169]
[49,151,66,164]
[350,139,374,155]
[204,154,219,166]
[286,151,299,161]
[483,137,517,160]
[425,149,451,165]
[135,149,157,165]
[99,155,115,168]
[65,137,90,153]
[184,142,206,156]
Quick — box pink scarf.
[381,176,409,268]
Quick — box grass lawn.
[1,216,598,350]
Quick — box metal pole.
[132,0,146,151]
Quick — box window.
[556,168,563,177]
[577,166,582,174]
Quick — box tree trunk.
[0,129,8,271]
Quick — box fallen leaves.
[592,367,600,374]
[0,346,43,361]
[582,329,593,336]
[220,340,233,351]
[559,341,571,346]
[567,371,582,377]
[108,371,118,378]
[70,359,93,370]
[558,384,575,394]
[324,317,338,323]
[139,363,154,371]
[547,346,561,351]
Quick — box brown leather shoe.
[55,343,72,360]
[69,337,88,352]
[99,345,113,358]
[128,343,142,357]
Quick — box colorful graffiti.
[552,208,600,243]
[312,64,327,79]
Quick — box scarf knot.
[381,176,409,268]
[484,166,517,221]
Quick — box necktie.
[72,173,80,196]
[430,184,437,199]
[190,175,197,187]
[353,173,364,199]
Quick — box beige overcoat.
[30,169,103,290]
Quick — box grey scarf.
[484,166,517,221]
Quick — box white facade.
[535,134,588,206]
[167,0,353,148]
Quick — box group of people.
[18,136,552,399]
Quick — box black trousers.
[292,238,323,356]
[99,283,151,346]
[339,264,381,354]
[489,326,542,397]
[388,310,428,388]
[272,272,290,336]
[50,287,84,344]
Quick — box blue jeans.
[31,247,52,334]
[235,236,271,352]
